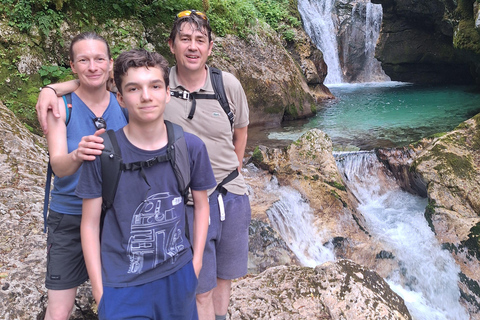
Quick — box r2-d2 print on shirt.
[127,192,185,274]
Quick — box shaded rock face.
[229,260,411,320]
[335,0,391,82]
[211,24,317,127]
[375,114,480,315]
[371,0,480,84]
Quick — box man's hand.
[75,129,107,162]
[36,87,60,134]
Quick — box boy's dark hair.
[169,12,212,44]
[69,32,111,62]
[114,49,170,94]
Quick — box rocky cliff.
[371,0,480,84]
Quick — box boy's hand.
[36,88,60,134]
[192,255,203,278]
[75,129,106,162]
[92,287,103,307]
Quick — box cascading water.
[335,151,469,320]
[265,177,335,267]
[298,0,389,83]
[298,0,343,83]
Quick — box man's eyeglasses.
[93,117,106,130]
[175,10,209,22]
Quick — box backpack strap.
[209,67,234,127]
[43,93,73,233]
[165,120,191,200]
[170,67,234,128]
[100,130,123,211]
[98,130,123,236]
[63,93,73,126]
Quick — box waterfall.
[335,151,469,320]
[298,0,343,84]
[265,177,335,267]
[298,0,390,83]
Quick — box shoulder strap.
[209,67,234,127]
[63,93,73,126]
[165,120,191,200]
[100,130,123,211]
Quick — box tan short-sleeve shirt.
[165,66,249,196]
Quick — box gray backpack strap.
[165,120,191,199]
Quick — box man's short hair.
[114,49,169,94]
[169,12,212,44]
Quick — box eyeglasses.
[93,117,107,130]
[175,10,209,22]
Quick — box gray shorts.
[45,210,88,290]
[187,191,251,294]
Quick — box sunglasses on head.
[93,117,106,130]
[175,10,209,22]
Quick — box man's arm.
[36,80,80,134]
[232,126,248,170]
[81,197,103,305]
[190,189,210,278]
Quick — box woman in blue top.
[43,32,127,320]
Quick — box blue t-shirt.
[50,92,128,215]
[76,128,216,287]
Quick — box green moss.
[473,114,480,150]
[330,190,347,207]
[453,20,480,55]
[326,180,346,191]
[424,198,436,233]
[433,152,474,179]
[252,146,263,164]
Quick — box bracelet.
[41,85,57,95]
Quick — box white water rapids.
[264,151,469,319]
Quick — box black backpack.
[170,67,234,128]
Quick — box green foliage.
[0,0,307,134]
[2,0,64,36]
[38,65,73,85]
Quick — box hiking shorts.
[187,190,251,294]
[98,261,198,320]
[45,210,88,290]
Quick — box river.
[248,82,479,320]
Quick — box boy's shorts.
[45,210,88,290]
[187,191,251,294]
[98,261,198,320]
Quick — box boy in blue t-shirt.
[76,49,216,319]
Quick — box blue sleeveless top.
[50,92,128,215]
